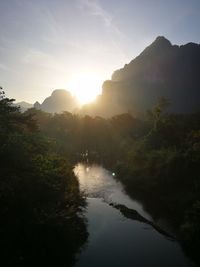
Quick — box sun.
[68,73,102,105]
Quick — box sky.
[0,0,200,103]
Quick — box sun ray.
[68,73,102,104]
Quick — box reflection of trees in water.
[18,91,200,265]
[109,203,175,241]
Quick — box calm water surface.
[74,163,195,267]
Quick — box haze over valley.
[17,36,200,117]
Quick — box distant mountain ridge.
[82,36,200,117]
[15,101,33,112]
[30,36,200,116]
[34,89,79,113]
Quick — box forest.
[1,86,199,266]
[0,89,87,266]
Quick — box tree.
[147,97,170,131]
[0,89,88,266]
[0,86,5,100]
[0,87,37,134]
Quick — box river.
[74,163,195,267]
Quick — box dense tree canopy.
[0,88,87,267]
[1,86,200,265]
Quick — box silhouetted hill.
[82,36,200,117]
[34,89,79,113]
[15,101,33,112]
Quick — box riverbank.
[25,108,200,266]
[74,163,195,267]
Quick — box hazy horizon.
[0,0,200,103]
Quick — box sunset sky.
[0,0,200,103]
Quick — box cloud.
[78,0,122,36]
[81,0,112,26]
[77,0,129,60]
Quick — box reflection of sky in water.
[74,163,150,219]
[74,163,195,267]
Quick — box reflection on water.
[74,163,150,219]
[74,163,195,267]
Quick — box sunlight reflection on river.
[73,163,195,267]
[74,163,151,219]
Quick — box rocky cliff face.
[83,36,200,117]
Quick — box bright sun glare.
[68,73,102,105]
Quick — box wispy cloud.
[81,0,112,26]
[78,0,122,36]
[77,0,129,60]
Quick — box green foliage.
[0,97,37,134]
[3,90,199,265]
[180,201,200,265]
[0,90,87,266]
[146,97,170,131]
[181,201,200,243]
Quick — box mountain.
[34,89,79,113]
[82,36,200,117]
[15,101,33,112]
